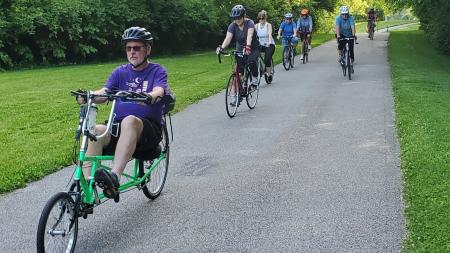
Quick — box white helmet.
[340,6,349,14]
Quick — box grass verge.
[389,30,450,251]
[356,19,415,33]
[0,34,334,193]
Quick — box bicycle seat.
[133,145,162,161]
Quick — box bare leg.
[83,125,111,178]
[112,115,144,175]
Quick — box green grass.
[0,34,334,193]
[389,30,450,252]
[356,20,416,33]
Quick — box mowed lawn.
[389,30,450,251]
[355,19,416,34]
[0,34,335,193]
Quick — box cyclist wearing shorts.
[216,5,260,88]
[277,13,299,52]
[76,27,169,201]
[367,7,377,37]
[297,8,313,60]
[255,10,275,79]
[335,6,356,64]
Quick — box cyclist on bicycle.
[255,10,275,79]
[76,27,169,201]
[335,6,356,64]
[216,5,260,88]
[367,7,377,37]
[277,13,299,54]
[297,8,313,61]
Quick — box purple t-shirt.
[105,63,168,124]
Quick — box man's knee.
[120,116,144,133]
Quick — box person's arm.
[309,16,313,32]
[221,32,234,49]
[351,17,356,36]
[277,22,283,39]
[246,27,255,47]
[293,23,298,37]
[268,23,274,44]
[335,18,340,38]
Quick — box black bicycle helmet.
[122,27,153,46]
[230,5,246,18]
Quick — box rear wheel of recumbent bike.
[37,192,78,253]
[139,124,170,200]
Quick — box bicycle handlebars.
[217,50,244,64]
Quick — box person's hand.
[307,33,311,38]
[140,92,154,105]
[244,45,252,55]
[216,46,223,55]
[277,35,281,40]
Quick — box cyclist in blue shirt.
[277,13,298,52]
[335,6,356,64]
[297,8,313,61]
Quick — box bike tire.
[246,72,259,109]
[37,192,78,253]
[348,54,352,80]
[302,41,307,64]
[139,124,169,199]
[225,74,239,118]
[282,46,290,70]
[290,47,295,68]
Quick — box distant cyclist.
[335,6,356,64]
[255,10,275,78]
[297,8,313,61]
[216,5,260,88]
[277,13,298,53]
[367,7,378,37]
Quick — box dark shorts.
[299,31,311,41]
[103,117,162,158]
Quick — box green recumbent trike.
[36,89,175,253]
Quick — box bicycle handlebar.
[217,50,244,64]
[71,89,153,105]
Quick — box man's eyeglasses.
[125,46,145,52]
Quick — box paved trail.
[0,32,404,252]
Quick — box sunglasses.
[125,46,145,52]
[233,16,243,21]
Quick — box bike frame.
[73,94,167,205]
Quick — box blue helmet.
[230,5,246,18]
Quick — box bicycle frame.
[73,93,167,205]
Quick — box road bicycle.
[36,90,175,253]
[218,50,261,118]
[368,20,375,40]
[338,37,358,80]
[282,36,296,71]
[301,34,310,64]
[258,46,275,84]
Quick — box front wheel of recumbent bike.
[139,124,170,200]
[37,192,78,253]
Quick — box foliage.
[0,0,342,69]
[387,0,450,54]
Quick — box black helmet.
[122,27,153,46]
[230,5,246,18]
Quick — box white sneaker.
[251,76,258,86]
[308,45,312,50]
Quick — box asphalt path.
[0,31,405,252]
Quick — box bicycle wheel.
[246,71,260,109]
[225,74,239,118]
[302,41,307,64]
[139,124,169,199]
[369,27,374,40]
[290,47,295,68]
[347,53,352,80]
[37,192,78,253]
[341,52,347,77]
[264,59,274,84]
[282,46,290,71]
